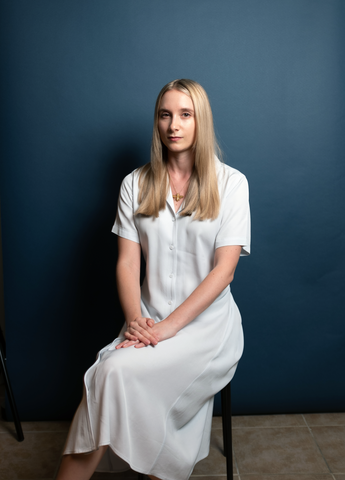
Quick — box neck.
[167,151,194,177]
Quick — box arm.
[144,245,242,344]
[116,238,242,348]
[115,236,158,348]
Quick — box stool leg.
[0,328,24,442]
[221,382,233,480]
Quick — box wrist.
[163,314,182,335]
[125,313,142,327]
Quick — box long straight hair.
[136,79,221,220]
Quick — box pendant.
[173,193,184,202]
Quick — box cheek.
[158,122,165,137]
[189,121,196,140]
[158,125,168,146]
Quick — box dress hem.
[62,441,209,480]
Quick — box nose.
[169,115,180,132]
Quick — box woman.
[56,79,250,480]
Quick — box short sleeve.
[215,174,251,256]
[111,173,140,243]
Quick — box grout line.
[231,425,310,429]
[214,414,345,429]
[301,413,334,476]
[227,475,339,477]
[301,413,345,428]
[223,476,338,478]
[233,446,240,476]
[219,425,345,429]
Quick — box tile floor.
[0,382,344,480]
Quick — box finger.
[146,318,155,327]
[132,318,158,339]
[116,339,129,349]
[116,338,139,349]
[134,341,147,348]
[123,340,139,348]
[138,321,159,342]
[128,325,157,345]
[128,320,158,345]
[137,328,158,345]
[124,331,139,342]
[135,331,152,345]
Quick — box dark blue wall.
[1,0,344,420]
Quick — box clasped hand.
[116,316,177,349]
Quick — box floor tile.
[0,410,343,480]
[212,416,223,429]
[311,426,345,473]
[0,420,71,434]
[0,431,67,479]
[90,471,138,479]
[192,428,236,475]
[304,413,345,427]
[233,414,306,428]
[212,414,306,429]
[191,477,237,479]
[233,427,329,474]
[240,475,334,480]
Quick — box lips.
[168,136,182,141]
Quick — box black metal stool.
[138,382,233,480]
[221,381,233,480]
[0,326,24,441]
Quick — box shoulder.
[120,164,148,191]
[215,158,248,197]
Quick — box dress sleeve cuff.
[112,224,140,244]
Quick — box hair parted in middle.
[135,79,221,221]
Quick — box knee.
[97,356,120,382]
[96,353,131,384]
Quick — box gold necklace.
[169,173,191,202]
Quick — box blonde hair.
[136,79,221,220]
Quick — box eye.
[160,112,170,118]
[182,112,191,118]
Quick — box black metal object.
[221,382,233,480]
[0,327,24,441]
[137,382,233,480]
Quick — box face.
[158,89,196,155]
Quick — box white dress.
[63,158,250,480]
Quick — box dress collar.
[166,185,176,215]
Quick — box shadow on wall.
[62,144,145,414]
[5,139,148,421]
[0,217,5,336]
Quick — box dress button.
[169,274,173,278]
[172,218,176,222]
[168,300,172,305]
[169,244,174,250]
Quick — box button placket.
[168,212,177,309]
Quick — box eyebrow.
[158,108,194,113]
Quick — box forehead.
[159,89,194,110]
